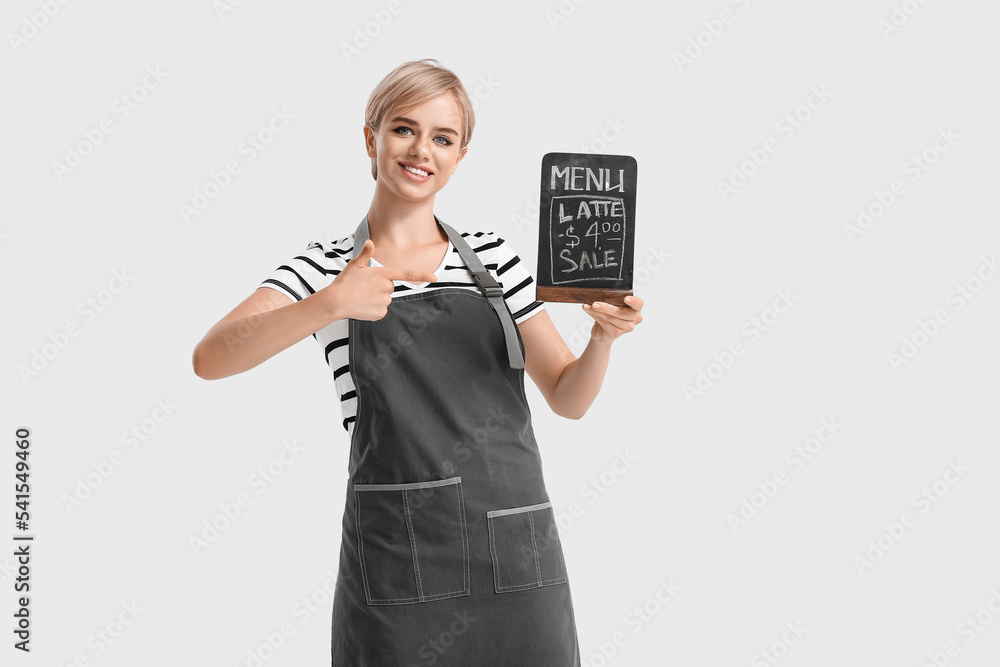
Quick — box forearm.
[193,295,336,380]
[547,337,613,420]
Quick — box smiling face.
[364,92,468,204]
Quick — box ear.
[451,144,469,175]
[364,125,377,159]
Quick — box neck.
[366,184,445,247]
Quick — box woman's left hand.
[583,295,644,345]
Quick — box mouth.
[399,162,433,180]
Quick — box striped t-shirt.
[258,230,545,433]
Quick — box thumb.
[349,239,374,267]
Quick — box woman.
[193,59,643,666]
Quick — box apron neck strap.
[352,215,371,262]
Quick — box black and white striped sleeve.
[257,241,333,302]
[495,237,545,324]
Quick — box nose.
[408,134,431,159]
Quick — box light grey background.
[3,0,999,665]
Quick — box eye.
[392,126,413,135]
[435,136,454,146]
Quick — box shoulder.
[448,229,534,275]
[456,231,532,279]
[457,230,503,251]
[296,235,355,270]
[456,230,527,260]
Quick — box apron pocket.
[487,501,568,593]
[354,477,470,606]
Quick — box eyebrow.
[390,116,459,137]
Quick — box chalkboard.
[535,152,637,306]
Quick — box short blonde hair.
[365,59,475,180]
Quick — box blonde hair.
[365,59,475,180]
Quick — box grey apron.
[330,216,581,666]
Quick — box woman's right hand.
[322,239,437,321]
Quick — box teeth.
[403,165,429,177]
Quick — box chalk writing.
[550,195,626,283]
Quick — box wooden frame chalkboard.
[535,152,637,306]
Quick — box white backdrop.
[4,1,1000,665]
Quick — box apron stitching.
[529,512,542,585]
[457,484,471,595]
[401,490,424,601]
[347,317,364,482]
[348,318,373,605]
[488,516,501,592]
[486,501,552,518]
[356,477,461,492]
[354,488,372,603]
